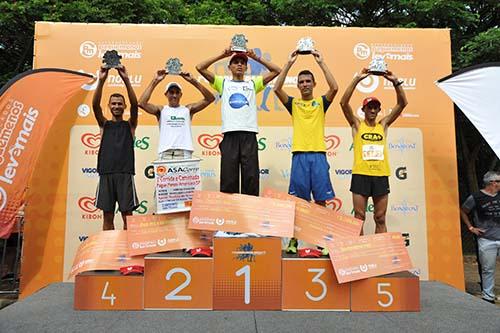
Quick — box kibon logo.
[326,197,343,211]
[324,135,341,157]
[78,196,98,213]
[198,133,223,157]
[81,133,101,155]
[80,41,98,58]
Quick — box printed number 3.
[306,268,327,302]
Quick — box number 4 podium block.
[350,271,420,312]
[74,271,143,310]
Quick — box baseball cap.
[298,248,322,258]
[165,82,182,92]
[119,265,144,275]
[230,53,248,64]
[189,247,212,257]
[362,96,381,107]
[483,171,500,183]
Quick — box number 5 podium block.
[74,271,143,310]
[144,251,213,310]
[282,256,350,311]
[213,237,282,310]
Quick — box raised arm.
[180,72,215,116]
[116,65,138,130]
[138,69,166,118]
[339,69,370,129]
[380,71,408,129]
[273,50,298,105]
[312,50,338,102]
[196,48,232,84]
[92,66,109,128]
[247,49,281,85]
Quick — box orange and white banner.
[126,213,212,256]
[69,230,144,278]
[0,69,92,238]
[189,190,295,237]
[328,232,412,283]
[263,188,363,247]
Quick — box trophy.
[102,50,122,68]
[166,58,182,75]
[368,56,388,75]
[296,37,315,54]
[230,34,248,52]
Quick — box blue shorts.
[288,152,335,202]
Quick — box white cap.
[165,82,182,92]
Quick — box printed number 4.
[377,282,394,308]
[101,281,116,306]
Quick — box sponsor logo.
[361,133,383,141]
[392,256,401,264]
[200,169,216,178]
[215,218,225,226]
[388,138,417,153]
[353,43,371,60]
[134,200,148,215]
[228,93,250,109]
[134,136,150,150]
[257,137,267,151]
[78,235,89,242]
[384,77,417,90]
[197,133,223,157]
[395,166,407,180]
[280,169,290,179]
[77,104,91,117]
[390,200,419,215]
[81,132,101,155]
[260,168,270,179]
[354,42,414,61]
[191,216,237,226]
[232,242,266,262]
[144,165,155,179]
[325,134,341,157]
[402,232,410,247]
[78,196,101,220]
[350,203,375,215]
[275,137,292,151]
[356,75,380,93]
[81,167,98,178]
[79,40,143,60]
[335,169,352,179]
[0,187,7,211]
[326,197,343,211]
[339,263,377,276]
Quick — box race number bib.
[362,144,384,161]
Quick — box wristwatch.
[393,79,404,87]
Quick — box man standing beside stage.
[92,65,139,230]
[460,171,500,304]
[273,48,339,254]
[138,70,215,160]
[196,47,280,196]
[340,68,407,234]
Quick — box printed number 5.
[377,282,394,308]
[305,268,327,302]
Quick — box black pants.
[219,131,259,196]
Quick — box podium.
[74,238,420,312]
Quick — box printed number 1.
[235,265,250,304]
[101,281,116,306]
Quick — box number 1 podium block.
[282,255,350,311]
[213,237,282,310]
[74,271,143,310]
[144,251,213,310]
[350,271,420,312]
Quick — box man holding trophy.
[339,58,408,234]
[196,35,280,196]
[273,40,339,254]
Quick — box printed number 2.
[305,268,327,302]
[101,281,116,306]
[377,282,394,308]
[235,265,250,304]
[165,268,192,301]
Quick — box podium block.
[350,271,420,312]
[144,251,213,310]
[213,237,281,310]
[74,271,143,310]
[282,255,350,311]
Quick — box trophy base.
[231,48,247,53]
[368,70,387,76]
[297,50,312,55]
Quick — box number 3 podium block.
[74,271,144,310]
[213,237,282,310]
[350,271,420,312]
[282,256,350,311]
[144,251,213,310]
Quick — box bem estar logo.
[198,133,223,156]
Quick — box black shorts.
[350,174,390,197]
[95,173,139,213]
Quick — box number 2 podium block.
[144,251,213,310]
[282,256,350,311]
[350,271,420,312]
[213,237,282,310]
[74,271,143,310]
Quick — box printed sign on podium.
[351,271,420,312]
[74,271,143,310]
[213,237,282,310]
[144,251,213,310]
[282,256,350,311]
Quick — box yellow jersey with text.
[352,122,390,176]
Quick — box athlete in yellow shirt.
[340,68,407,234]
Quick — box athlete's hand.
[180,72,195,83]
[312,50,323,64]
[155,69,167,82]
[98,66,109,81]
[288,50,298,64]
[383,70,398,85]
[116,65,129,80]
[356,68,370,82]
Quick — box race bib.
[362,144,384,160]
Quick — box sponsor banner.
[126,213,212,256]
[328,232,412,284]
[69,230,144,278]
[189,190,295,237]
[154,159,202,214]
[262,188,362,247]
[0,69,92,238]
